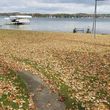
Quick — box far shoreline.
[0,12,110,18]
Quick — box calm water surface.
[0,16,110,34]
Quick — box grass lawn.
[0,29,110,110]
[0,62,31,110]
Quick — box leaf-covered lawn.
[0,63,30,110]
[0,30,110,110]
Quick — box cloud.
[0,0,110,13]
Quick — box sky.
[0,0,110,14]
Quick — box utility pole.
[93,0,105,38]
[93,0,97,38]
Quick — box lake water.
[0,16,110,34]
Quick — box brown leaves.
[93,103,110,110]
[0,30,110,109]
[58,95,66,102]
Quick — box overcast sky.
[0,0,110,14]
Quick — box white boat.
[4,15,32,25]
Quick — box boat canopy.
[10,15,32,19]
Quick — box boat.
[4,15,32,25]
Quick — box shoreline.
[0,28,110,36]
[0,13,110,18]
[0,29,110,35]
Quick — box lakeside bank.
[0,29,110,110]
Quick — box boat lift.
[4,15,32,25]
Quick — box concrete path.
[18,71,66,110]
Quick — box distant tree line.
[0,12,110,18]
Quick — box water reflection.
[4,24,30,30]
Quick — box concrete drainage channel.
[17,71,66,110]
